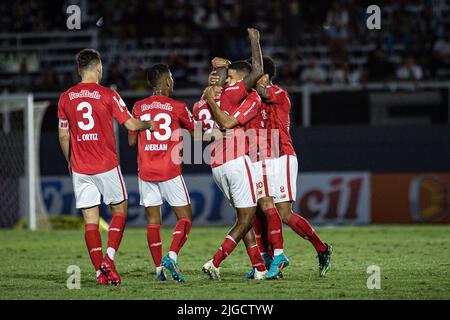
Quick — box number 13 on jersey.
[140,113,172,141]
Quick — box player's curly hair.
[263,56,276,80]
[147,63,170,88]
[229,60,252,75]
[246,56,276,80]
[76,48,101,71]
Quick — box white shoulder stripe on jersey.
[275,89,283,94]
[243,102,256,116]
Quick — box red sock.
[264,207,284,250]
[212,236,237,268]
[147,224,163,267]
[288,213,327,253]
[106,213,126,259]
[169,218,192,254]
[253,213,269,253]
[85,224,103,271]
[246,245,266,272]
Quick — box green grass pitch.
[0,225,449,299]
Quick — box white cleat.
[202,259,221,280]
[155,266,167,281]
[253,269,268,280]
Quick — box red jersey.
[192,96,219,133]
[130,95,195,182]
[264,85,296,157]
[213,85,261,168]
[57,82,131,174]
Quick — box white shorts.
[138,175,190,207]
[253,158,278,200]
[274,155,298,204]
[72,166,128,209]
[212,155,257,208]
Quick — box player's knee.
[258,197,274,211]
[110,200,128,215]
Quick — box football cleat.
[246,253,273,279]
[266,253,289,279]
[155,266,167,281]
[100,255,121,286]
[202,259,221,280]
[96,273,108,285]
[253,269,268,280]
[318,243,333,277]
[161,255,185,283]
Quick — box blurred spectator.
[278,49,301,85]
[169,52,190,87]
[386,2,412,54]
[329,60,360,85]
[325,1,349,62]
[282,0,302,49]
[366,47,394,82]
[130,68,148,92]
[105,63,127,90]
[396,56,423,81]
[431,31,450,75]
[300,57,327,84]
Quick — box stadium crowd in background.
[0,0,449,94]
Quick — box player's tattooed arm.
[255,76,270,99]
[204,86,239,129]
[58,127,71,174]
[244,28,263,91]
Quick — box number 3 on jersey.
[141,113,172,141]
[77,102,95,131]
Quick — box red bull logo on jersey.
[68,90,101,100]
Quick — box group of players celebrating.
[58,28,332,286]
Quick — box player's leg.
[139,178,166,280]
[145,205,166,281]
[275,155,333,276]
[97,166,129,285]
[203,156,257,280]
[72,171,106,284]
[243,227,267,280]
[82,206,107,285]
[159,175,192,283]
[277,201,333,276]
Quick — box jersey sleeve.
[178,103,195,131]
[57,94,69,129]
[232,93,261,125]
[109,90,132,125]
[128,103,139,135]
[266,86,286,105]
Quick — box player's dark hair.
[263,56,276,79]
[147,63,170,88]
[76,48,101,71]
[228,60,252,75]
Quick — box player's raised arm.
[204,86,239,129]
[243,28,263,91]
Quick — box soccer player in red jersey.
[57,49,154,285]
[255,56,333,277]
[200,28,269,280]
[128,64,196,283]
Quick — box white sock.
[107,247,116,260]
[274,249,284,256]
[168,251,178,262]
[96,270,101,278]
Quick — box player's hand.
[247,28,260,41]
[208,71,220,86]
[203,86,215,100]
[211,57,230,69]
[146,120,155,132]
